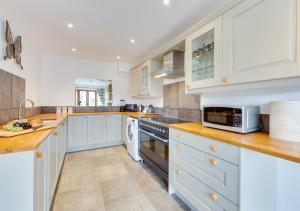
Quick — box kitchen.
[1,0,300,211]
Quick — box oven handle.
[138,128,169,144]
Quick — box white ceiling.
[2,0,233,64]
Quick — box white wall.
[41,54,132,106]
[201,86,300,114]
[0,4,42,105]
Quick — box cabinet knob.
[62,123,65,126]
[176,169,181,175]
[176,143,181,150]
[176,134,181,139]
[36,151,43,158]
[210,159,217,166]
[210,144,217,152]
[54,132,58,136]
[210,192,218,201]
[222,76,229,83]
[186,84,190,89]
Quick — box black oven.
[138,123,169,183]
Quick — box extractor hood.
[152,50,184,79]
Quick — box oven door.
[138,128,168,174]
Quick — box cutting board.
[0,124,56,137]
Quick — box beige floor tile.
[62,156,95,174]
[53,145,188,211]
[105,193,157,211]
[57,168,98,193]
[93,162,129,182]
[94,154,122,167]
[53,183,105,211]
[145,188,186,211]
[113,145,127,154]
[100,175,144,205]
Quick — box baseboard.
[67,141,123,153]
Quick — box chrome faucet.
[18,99,35,119]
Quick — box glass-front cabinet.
[140,62,150,95]
[185,17,222,90]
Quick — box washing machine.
[126,117,141,161]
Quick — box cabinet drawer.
[170,128,239,165]
[170,140,238,204]
[170,163,238,211]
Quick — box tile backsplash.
[41,106,121,113]
[0,69,41,124]
[155,81,202,122]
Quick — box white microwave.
[202,105,261,133]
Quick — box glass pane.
[142,66,148,92]
[79,91,86,106]
[89,91,96,106]
[192,29,214,82]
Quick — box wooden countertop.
[0,114,67,154]
[0,112,158,155]
[170,122,300,164]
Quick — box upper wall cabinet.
[185,17,223,90]
[222,0,299,84]
[131,60,163,98]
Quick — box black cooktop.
[141,116,187,126]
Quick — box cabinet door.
[88,115,107,144]
[68,116,88,147]
[140,62,150,95]
[130,67,141,97]
[106,115,122,143]
[48,130,58,202]
[185,17,223,89]
[121,115,128,145]
[223,0,298,84]
[34,138,48,211]
[56,124,65,171]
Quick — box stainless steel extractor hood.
[152,50,184,79]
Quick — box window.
[75,89,98,106]
[74,78,113,106]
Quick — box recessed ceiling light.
[116,56,121,60]
[163,0,170,5]
[71,48,77,52]
[67,23,74,28]
[130,39,135,44]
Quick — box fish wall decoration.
[3,20,23,69]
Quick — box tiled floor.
[52,145,189,211]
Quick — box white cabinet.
[68,116,88,148]
[185,17,223,90]
[48,130,58,202]
[48,121,68,206]
[121,115,128,145]
[34,138,49,211]
[223,0,299,84]
[130,60,163,98]
[169,128,239,210]
[68,114,122,152]
[130,67,140,97]
[240,148,300,211]
[88,115,106,144]
[107,115,122,143]
[0,118,68,211]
